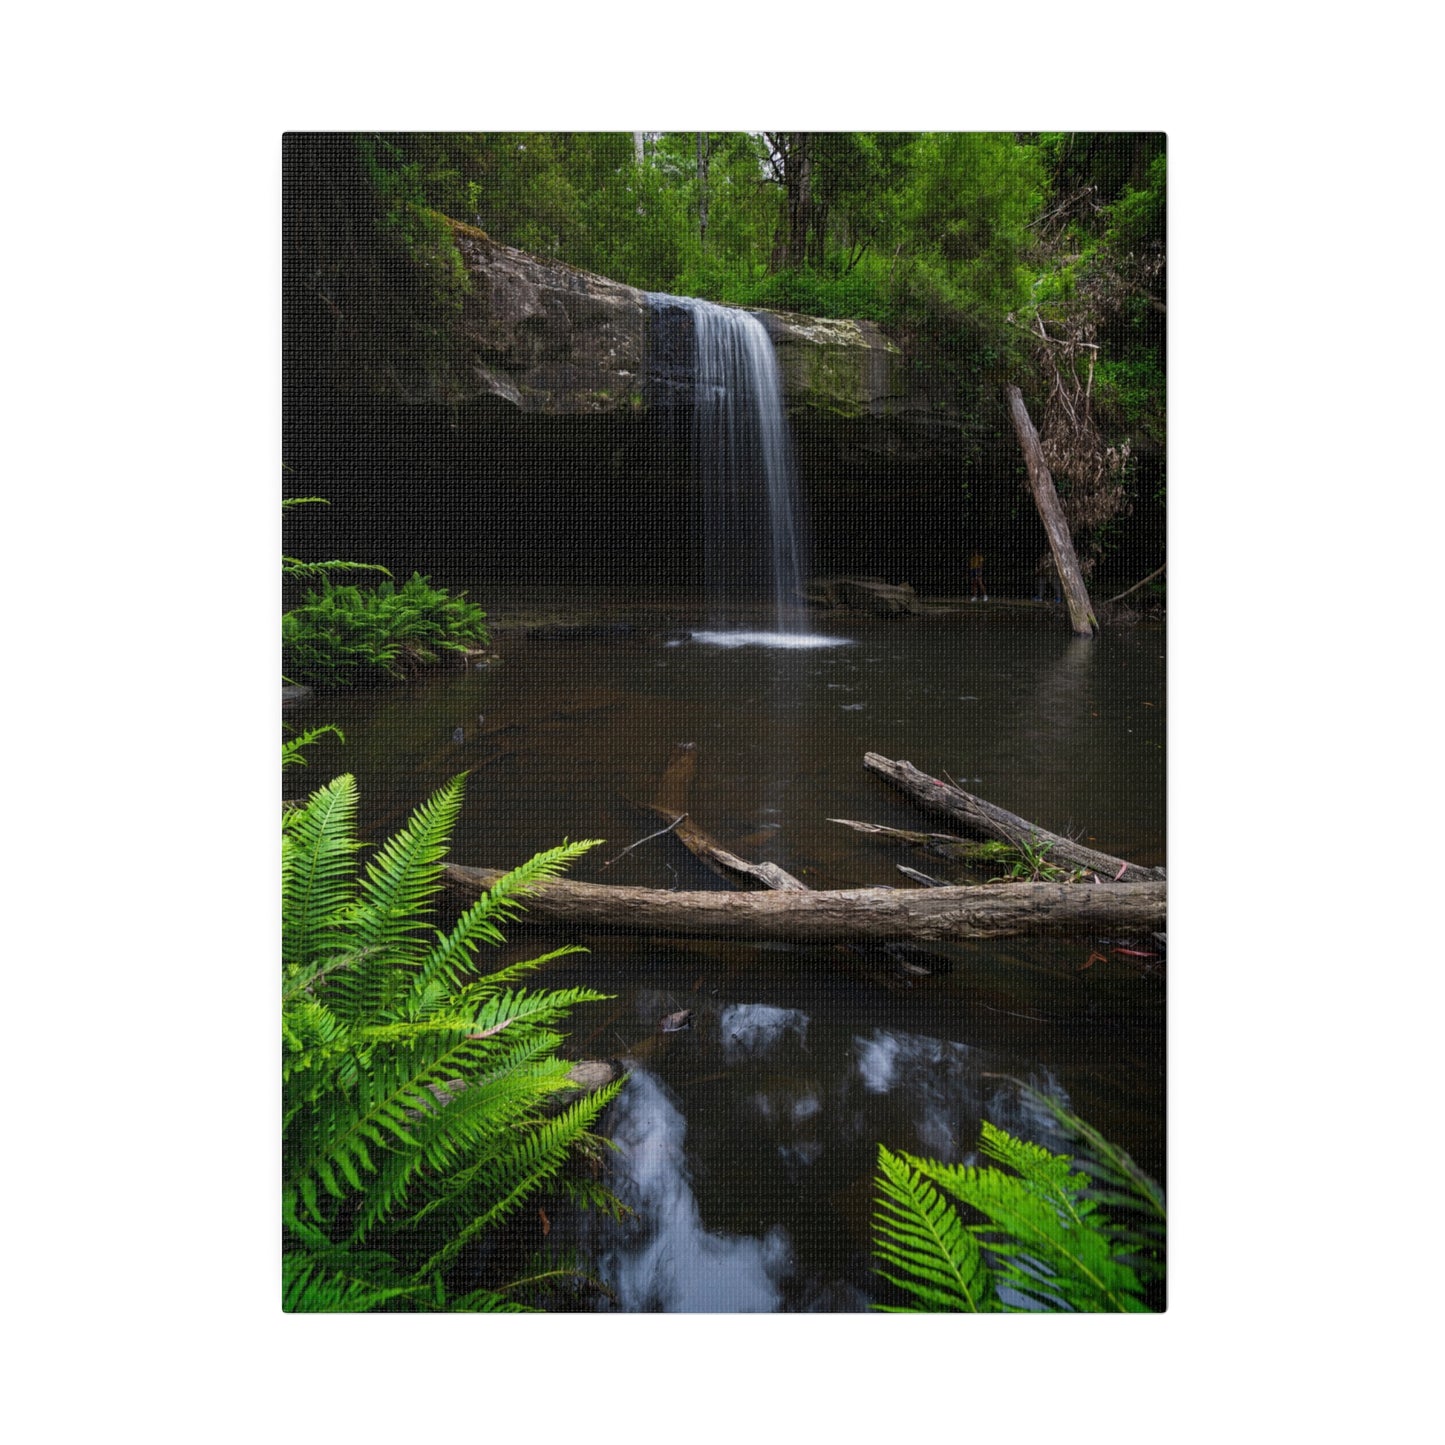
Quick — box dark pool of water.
[289,609,1165,1312]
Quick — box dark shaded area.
[282,390,1163,600]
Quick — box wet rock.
[805,577,920,615]
[449,228,906,423]
[565,1059,620,1092]
[282,684,314,708]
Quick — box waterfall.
[648,294,836,645]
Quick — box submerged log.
[443,863,1165,942]
[643,743,809,890]
[862,753,1166,883]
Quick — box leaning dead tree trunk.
[863,753,1165,883]
[1007,384,1097,637]
[443,864,1165,943]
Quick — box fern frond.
[403,924,581,1020]
[280,762,620,1308]
[470,840,604,928]
[488,1246,618,1309]
[289,1009,604,1237]
[457,945,591,996]
[348,774,467,977]
[418,1067,617,1210]
[558,1175,629,1222]
[281,775,364,970]
[281,724,345,769]
[910,1152,1146,1312]
[1033,1094,1167,1222]
[283,557,394,580]
[394,834,597,1019]
[871,1146,994,1312]
[281,946,384,1007]
[413,1086,623,1276]
[282,1252,422,1313]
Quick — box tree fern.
[282,770,621,1311]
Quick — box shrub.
[282,771,622,1311]
[282,573,490,687]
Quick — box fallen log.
[862,753,1166,883]
[443,863,1166,943]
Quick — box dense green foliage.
[282,769,622,1312]
[872,1100,1165,1312]
[283,130,1165,567]
[281,497,489,687]
[282,572,490,687]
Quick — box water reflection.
[590,1005,1076,1311]
[596,1070,793,1313]
[852,1028,1068,1161]
[718,1002,809,1060]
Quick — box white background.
[4,4,1435,1439]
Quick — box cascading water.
[646,293,844,648]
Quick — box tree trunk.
[443,864,1165,943]
[1007,384,1097,636]
[863,752,1165,883]
[696,132,710,254]
[765,132,814,272]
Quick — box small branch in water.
[1107,563,1166,604]
[897,865,948,888]
[601,813,687,869]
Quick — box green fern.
[282,572,489,688]
[874,1147,995,1311]
[281,724,344,770]
[872,1103,1165,1313]
[282,770,621,1311]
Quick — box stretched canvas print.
[281,132,1166,1313]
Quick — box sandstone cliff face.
[451,230,905,420]
[453,232,647,415]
